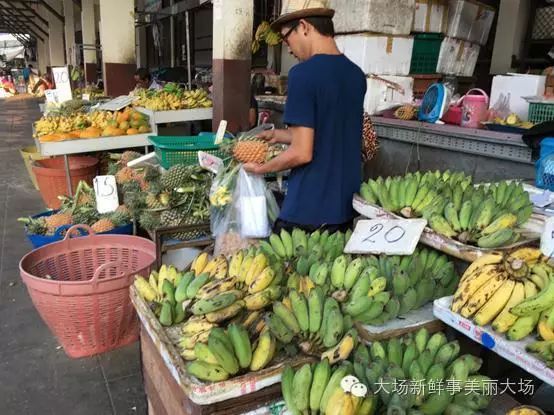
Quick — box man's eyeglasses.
[280,23,299,44]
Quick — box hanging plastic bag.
[487,92,511,122]
[235,167,279,238]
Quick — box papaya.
[80,127,102,139]
[138,125,151,133]
[126,128,139,135]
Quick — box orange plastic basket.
[32,156,98,209]
[19,225,156,358]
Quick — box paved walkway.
[0,96,146,415]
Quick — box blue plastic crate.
[25,210,133,248]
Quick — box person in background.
[32,71,53,96]
[22,64,31,85]
[71,64,85,89]
[133,68,162,93]
[243,0,366,233]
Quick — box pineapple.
[18,217,48,235]
[139,211,161,231]
[160,164,189,189]
[109,210,131,226]
[145,193,163,210]
[72,206,99,226]
[91,218,115,233]
[232,139,269,164]
[45,212,73,234]
[120,150,141,165]
[115,167,136,184]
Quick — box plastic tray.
[482,122,530,134]
[434,296,554,387]
[148,135,226,169]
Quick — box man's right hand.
[257,129,278,144]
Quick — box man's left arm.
[244,125,314,174]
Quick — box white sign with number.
[93,175,119,214]
[541,216,554,257]
[52,66,72,102]
[345,219,427,255]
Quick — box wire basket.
[148,134,227,169]
[529,102,554,124]
[19,225,156,358]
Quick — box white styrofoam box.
[446,0,495,45]
[363,75,414,115]
[413,0,449,33]
[330,0,415,35]
[436,37,480,76]
[336,34,414,76]
[532,7,554,40]
[490,74,547,122]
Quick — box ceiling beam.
[11,0,49,27]
[0,15,43,41]
[1,2,49,34]
[0,5,48,36]
[0,21,31,45]
[38,0,65,23]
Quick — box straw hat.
[271,0,335,30]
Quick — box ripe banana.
[205,300,245,323]
[321,329,357,364]
[134,276,158,302]
[191,290,241,315]
[460,271,508,318]
[228,250,244,279]
[191,252,209,276]
[243,286,277,310]
[248,266,275,293]
[491,281,525,333]
[250,329,276,371]
[451,264,504,313]
[473,278,515,326]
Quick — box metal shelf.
[372,118,532,164]
[37,133,152,156]
[135,107,213,124]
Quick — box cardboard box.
[363,75,414,115]
[336,34,414,76]
[413,0,449,33]
[490,74,547,121]
[446,0,495,45]
[330,0,415,35]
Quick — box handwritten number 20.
[363,224,405,243]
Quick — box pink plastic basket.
[19,225,156,358]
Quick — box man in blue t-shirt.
[243,2,366,233]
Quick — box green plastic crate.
[529,102,554,124]
[148,134,227,169]
[410,33,443,75]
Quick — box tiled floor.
[0,96,147,415]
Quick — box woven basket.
[19,225,156,358]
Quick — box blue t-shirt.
[280,54,366,226]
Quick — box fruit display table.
[34,107,156,196]
[135,107,213,125]
[434,296,554,387]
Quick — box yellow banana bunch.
[451,248,554,340]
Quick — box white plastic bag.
[236,168,279,238]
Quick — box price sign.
[541,216,554,257]
[344,219,427,255]
[214,120,228,145]
[93,175,119,214]
[82,93,90,101]
[51,67,72,102]
[198,151,223,174]
[98,95,135,111]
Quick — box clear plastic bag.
[487,92,511,122]
[210,166,279,240]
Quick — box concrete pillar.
[63,0,76,66]
[46,0,66,66]
[99,0,136,96]
[37,39,50,74]
[212,0,254,133]
[490,0,530,74]
[81,0,97,83]
[135,0,148,68]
